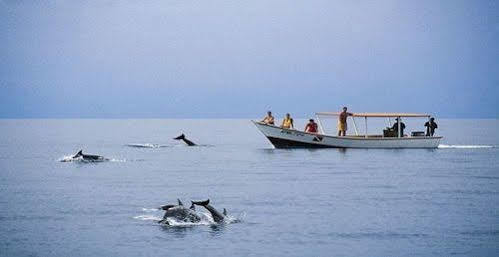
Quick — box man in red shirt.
[304,119,318,133]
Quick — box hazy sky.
[1,0,498,118]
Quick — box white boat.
[253,112,442,149]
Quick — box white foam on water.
[164,217,213,227]
[109,158,126,162]
[133,215,162,221]
[59,155,78,162]
[126,143,167,148]
[142,208,160,212]
[438,144,494,149]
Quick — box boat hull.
[253,121,442,149]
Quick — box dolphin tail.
[173,134,185,140]
[177,199,183,206]
[223,208,227,216]
[191,199,224,222]
[191,199,210,206]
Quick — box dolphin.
[191,199,227,223]
[173,134,196,146]
[158,199,202,225]
[72,150,106,161]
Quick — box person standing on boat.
[424,117,438,136]
[337,107,352,136]
[281,113,294,129]
[391,118,406,137]
[304,119,318,133]
[261,111,275,125]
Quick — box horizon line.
[0,116,498,120]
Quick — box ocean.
[0,119,498,257]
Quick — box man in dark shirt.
[391,118,406,137]
[424,117,438,136]
[261,111,275,125]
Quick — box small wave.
[332,232,428,239]
[438,144,494,149]
[460,230,499,236]
[126,143,168,148]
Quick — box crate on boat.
[411,131,425,137]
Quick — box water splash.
[59,155,79,162]
[137,207,243,227]
[164,217,213,227]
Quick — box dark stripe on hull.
[267,137,339,149]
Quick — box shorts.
[338,121,347,131]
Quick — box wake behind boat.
[253,112,442,149]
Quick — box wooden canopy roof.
[316,112,431,118]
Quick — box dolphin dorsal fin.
[190,204,195,210]
[223,208,227,216]
[173,134,185,140]
[177,199,183,206]
[191,199,209,206]
[73,150,83,158]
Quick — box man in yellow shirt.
[281,113,294,129]
[338,107,352,136]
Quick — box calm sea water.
[0,119,498,257]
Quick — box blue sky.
[1,0,498,118]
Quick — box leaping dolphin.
[191,199,227,223]
[158,199,230,225]
[173,134,197,146]
[158,199,202,225]
[72,150,106,161]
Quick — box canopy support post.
[316,115,325,134]
[427,116,431,137]
[352,117,359,136]
[397,116,401,138]
[364,117,368,138]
